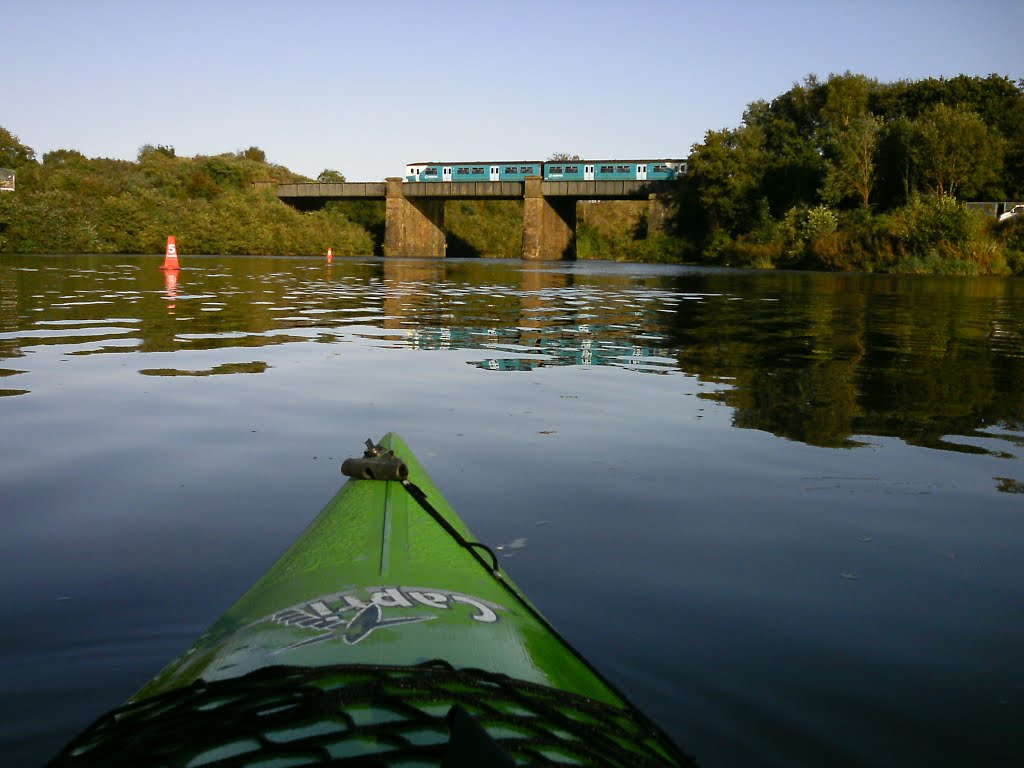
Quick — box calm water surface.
[1,254,1022,767]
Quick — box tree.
[1001,86,1024,198]
[43,149,87,166]
[912,103,1003,198]
[820,72,875,129]
[317,169,346,183]
[823,114,882,208]
[0,127,36,168]
[241,146,266,163]
[547,153,582,162]
[743,88,828,216]
[686,125,767,236]
[138,144,176,161]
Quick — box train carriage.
[405,161,542,183]
[544,160,686,182]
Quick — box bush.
[994,216,1024,275]
[726,239,783,269]
[772,204,841,268]
[887,194,1008,274]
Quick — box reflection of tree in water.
[140,361,269,377]
[994,477,1024,493]
[665,271,1024,455]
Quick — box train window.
[565,166,579,173]
[471,167,484,174]
[457,168,469,175]
[617,165,630,173]
[504,166,516,173]
[550,166,563,174]
[654,165,668,172]
[600,165,614,173]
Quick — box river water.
[1,254,1022,767]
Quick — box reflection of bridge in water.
[378,259,675,374]
[271,178,675,261]
[407,325,673,374]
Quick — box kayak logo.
[269,586,505,651]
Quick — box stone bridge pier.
[648,193,669,236]
[522,177,576,260]
[383,178,446,258]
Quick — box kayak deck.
[136,434,623,705]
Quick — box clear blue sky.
[3,0,1021,181]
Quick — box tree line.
[0,136,376,257]
[675,72,1024,274]
[1,72,1023,273]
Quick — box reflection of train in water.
[404,160,687,183]
[405,326,674,374]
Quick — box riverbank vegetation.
[676,73,1024,275]
[0,138,374,257]
[1,72,1022,274]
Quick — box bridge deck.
[275,179,671,204]
[277,182,387,199]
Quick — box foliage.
[911,103,1003,198]
[446,201,522,257]
[686,125,767,240]
[0,134,370,256]
[317,169,346,183]
[0,127,36,168]
[991,213,1024,274]
[138,144,177,160]
[676,72,1022,275]
[241,146,267,163]
[886,195,1007,274]
[822,114,882,207]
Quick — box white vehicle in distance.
[999,204,1024,221]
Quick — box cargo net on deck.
[50,660,695,767]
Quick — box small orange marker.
[327,247,333,264]
[161,236,180,271]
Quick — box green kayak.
[51,433,694,766]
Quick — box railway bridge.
[269,178,675,260]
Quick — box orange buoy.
[161,236,180,271]
[327,247,333,264]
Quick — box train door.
[636,163,647,181]
[584,164,594,181]
[490,165,500,181]
[443,167,452,182]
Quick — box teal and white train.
[404,159,686,183]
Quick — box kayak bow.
[51,433,694,766]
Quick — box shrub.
[993,216,1024,275]
[887,194,1008,274]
